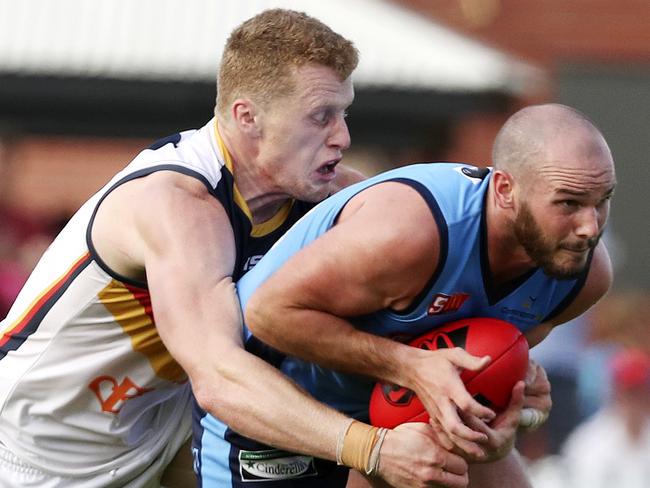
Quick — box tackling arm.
[129,173,347,459]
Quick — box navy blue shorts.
[193,400,349,487]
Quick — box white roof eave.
[0,0,544,95]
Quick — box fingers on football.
[525,359,539,384]
[526,364,551,392]
[444,348,496,419]
[439,396,488,442]
[428,418,455,451]
[510,381,526,408]
[523,378,552,412]
[442,416,486,458]
[489,381,525,430]
[537,363,549,382]
[506,381,527,418]
[458,411,489,436]
[446,347,492,372]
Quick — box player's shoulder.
[128,173,228,239]
[343,177,435,220]
[582,242,613,301]
[549,242,613,326]
[399,161,489,177]
[126,120,226,189]
[338,179,442,264]
[390,161,490,194]
[391,162,490,221]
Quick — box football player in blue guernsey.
[194,103,616,487]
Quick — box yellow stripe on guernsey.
[213,120,294,237]
[98,280,186,383]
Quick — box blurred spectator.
[0,208,32,318]
[561,348,650,488]
[0,206,66,319]
[0,260,25,320]
[577,291,650,415]
[587,292,650,351]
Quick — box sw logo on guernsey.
[427,292,470,315]
[239,449,318,481]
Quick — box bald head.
[492,103,613,182]
[489,103,616,280]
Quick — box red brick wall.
[393,0,650,65]
[1,136,147,218]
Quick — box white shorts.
[0,442,68,488]
[0,438,189,488]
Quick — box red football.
[369,317,529,429]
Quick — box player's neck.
[218,122,292,224]
[485,193,536,286]
[230,158,292,224]
[245,191,293,225]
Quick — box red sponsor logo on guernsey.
[427,292,470,315]
[89,376,153,413]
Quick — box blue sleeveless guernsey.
[193,162,590,486]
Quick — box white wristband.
[519,408,548,430]
[336,418,355,465]
[366,428,388,476]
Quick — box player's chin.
[544,254,588,280]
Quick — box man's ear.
[231,98,262,137]
[492,169,516,210]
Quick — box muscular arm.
[246,182,494,452]
[93,172,347,459]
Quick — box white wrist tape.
[519,408,548,429]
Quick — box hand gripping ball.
[369,317,529,428]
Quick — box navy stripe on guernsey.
[147,132,182,151]
[542,248,594,322]
[86,163,222,289]
[0,253,93,359]
[478,188,537,305]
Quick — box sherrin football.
[369,317,529,429]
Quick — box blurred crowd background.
[0,1,648,486]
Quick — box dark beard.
[513,203,598,280]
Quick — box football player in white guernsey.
[244,104,616,488]
[0,9,463,488]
